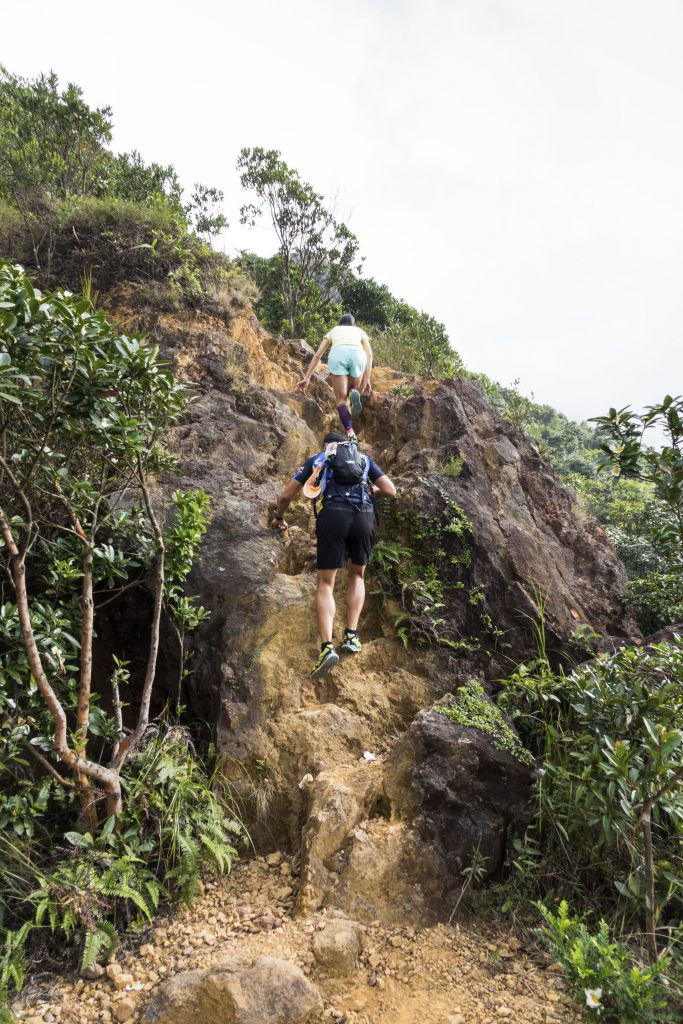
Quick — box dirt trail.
[12,855,584,1024]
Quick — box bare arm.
[360,334,374,394]
[270,479,303,529]
[297,338,331,392]
[373,474,396,497]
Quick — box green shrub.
[436,681,533,765]
[591,396,683,632]
[443,455,463,478]
[0,201,26,262]
[236,250,340,343]
[0,197,255,311]
[369,315,464,379]
[500,640,683,961]
[122,728,242,900]
[627,571,683,635]
[237,148,358,340]
[0,263,244,1007]
[0,728,243,1002]
[370,492,501,653]
[538,900,672,1023]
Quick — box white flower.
[612,465,621,476]
[585,988,602,1009]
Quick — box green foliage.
[0,922,30,1014]
[592,396,683,510]
[96,149,184,218]
[371,492,500,653]
[0,263,242,1006]
[186,183,229,242]
[0,197,252,311]
[123,728,242,900]
[500,640,683,958]
[498,378,534,433]
[338,274,464,379]
[164,489,211,633]
[237,147,359,340]
[236,250,340,343]
[370,314,464,379]
[443,454,463,478]
[0,66,112,277]
[436,681,533,765]
[537,900,671,1022]
[589,397,683,632]
[339,276,398,329]
[0,730,244,1004]
[0,66,229,297]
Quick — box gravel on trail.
[11,854,584,1024]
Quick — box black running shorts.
[315,504,376,570]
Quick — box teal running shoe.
[349,389,362,417]
[341,629,362,654]
[311,644,339,678]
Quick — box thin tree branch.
[24,742,74,788]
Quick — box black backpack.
[328,441,366,485]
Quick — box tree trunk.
[74,541,97,829]
[642,796,657,964]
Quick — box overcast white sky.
[4,0,683,423]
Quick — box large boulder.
[142,956,322,1024]
[361,377,638,661]
[384,706,537,889]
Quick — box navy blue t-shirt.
[294,452,385,509]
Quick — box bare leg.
[330,374,362,434]
[316,569,337,643]
[346,563,366,631]
[330,374,353,433]
[330,374,350,404]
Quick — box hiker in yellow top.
[297,314,373,442]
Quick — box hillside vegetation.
[1,66,682,1024]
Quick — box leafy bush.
[340,274,464,378]
[590,396,683,632]
[500,641,683,962]
[443,454,463,478]
[538,900,672,1023]
[0,66,227,286]
[237,147,358,340]
[0,198,254,312]
[0,728,242,995]
[436,681,533,765]
[0,263,244,1006]
[236,250,340,343]
[370,491,501,653]
[122,728,242,901]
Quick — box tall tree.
[0,262,205,827]
[237,147,360,338]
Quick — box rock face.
[102,285,637,920]
[385,708,537,886]
[141,956,322,1024]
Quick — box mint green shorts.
[328,344,367,378]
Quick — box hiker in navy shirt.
[270,432,396,677]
